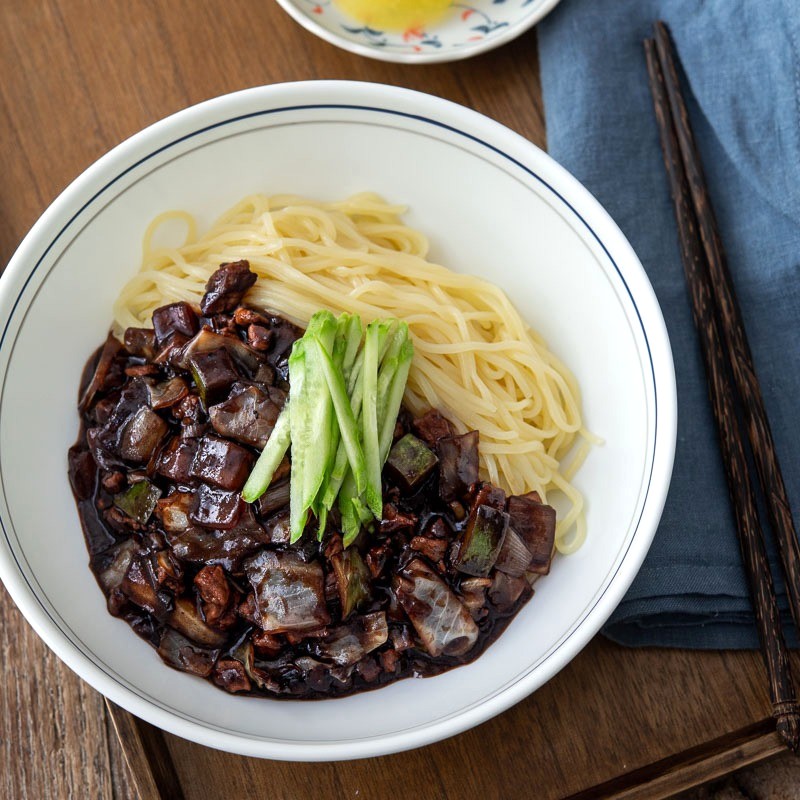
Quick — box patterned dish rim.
[273,0,563,64]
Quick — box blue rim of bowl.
[0,86,675,760]
[273,0,564,64]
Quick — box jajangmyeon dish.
[114,193,593,551]
[68,194,594,699]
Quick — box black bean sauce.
[67,261,556,699]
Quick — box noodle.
[113,193,594,552]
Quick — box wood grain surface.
[0,2,796,799]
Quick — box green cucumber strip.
[332,314,349,369]
[240,403,292,503]
[290,508,309,544]
[378,320,398,368]
[338,469,358,546]
[341,504,360,547]
[324,342,368,505]
[321,447,347,514]
[288,341,309,542]
[323,422,359,508]
[326,325,370,508]
[317,504,329,542]
[321,316,351,499]
[287,312,338,542]
[346,345,365,397]
[311,399,337,526]
[346,320,395,396]
[305,309,337,341]
[324,314,353,500]
[379,339,414,463]
[356,496,373,524]
[341,313,363,380]
[361,320,388,518]
[313,313,356,525]
[339,470,372,547]
[300,312,337,515]
[319,315,368,516]
[312,336,367,494]
[380,321,406,369]
[376,322,408,421]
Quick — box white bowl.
[0,81,675,761]
[274,0,562,63]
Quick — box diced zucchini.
[453,504,509,577]
[113,479,162,525]
[385,433,438,494]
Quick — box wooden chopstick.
[653,20,800,641]
[644,34,800,752]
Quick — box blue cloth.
[538,0,800,648]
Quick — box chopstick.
[644,29,800,752]
[652,21,800,638]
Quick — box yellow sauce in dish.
[334,0,451,31]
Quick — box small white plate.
[274,0,562,63]
[0,81,675,760]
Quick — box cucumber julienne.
[241,311,414,545]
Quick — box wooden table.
[0,2,793,798]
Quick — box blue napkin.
[538,0,800,648]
